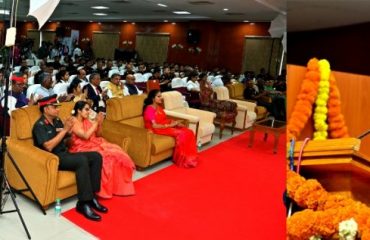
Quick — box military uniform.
[32,115,102,202]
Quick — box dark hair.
[56,70,67,83]
[143,89,160,112]
[67,78,81,94]
[72,100,88,116]
[89,73,100,82]
[198,72,207,79]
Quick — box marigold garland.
[287,170,370,240]
[287,58,320,139]
[313,60,330,140]
[327,73,350,138]
[288,58,350,140]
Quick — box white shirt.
[211,77,224,87]
[171,77,187,89]
[123,85,143,96]
[35,86,55,99]
[186,80,200,92]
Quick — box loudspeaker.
[187,30,200,44]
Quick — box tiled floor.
[0,127,246,240]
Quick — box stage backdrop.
[288,64,370,157]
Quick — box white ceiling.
[288,0,370,32]
[10,0,285,23]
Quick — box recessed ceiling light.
[123,20,127,22]
[173,11,191,15]
[164,20,168,22]
[157,3,167,7]
[223,8,229,11]
[93,13,107,16]
[243,20,249,22]
[132,22,135,25]
[0,9,10,15]
[172,22,176,25]
[91,6,109,10]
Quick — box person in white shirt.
[211,76,224,87]
[123,74,143,96]
[34,73,55,99]
[186,71,200,92]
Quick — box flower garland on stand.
[327,73,349,138]
[287,58,321,140]
[287,170,370,240]
[313,60,330,140]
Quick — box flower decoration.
[188,46,202,54]
[313,59,330,140]
[287,170,370,240]
[339,218,358,240]
[188,47,195,53]
[71,109,75,115]
[195,47,202,53]
[287,58,349,141]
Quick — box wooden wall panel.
[288,64,370,156]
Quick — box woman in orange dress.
[69,101,135,198]
[143,89,198,168]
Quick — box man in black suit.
[32,95,108,221]
[83,73,107,112]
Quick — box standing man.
[32,95,107,221]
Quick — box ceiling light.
[123,20,127,22]
[89,20,93,23]
[243,20,249,22]
[132,22,136,25]
[0,9,10,15]
[157,3,167,7]
[223,8,229,11]
[93,13,107,16]
[173,11,191,15]
[91,6,109,10]
[172,22,176,25]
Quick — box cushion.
[120,116,144,128]
[198,122,215,137]
[162,91,185,110]
[151,134,175,155]
[57,171,76,189]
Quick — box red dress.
[143,105,198,168]
[69,119,135,198]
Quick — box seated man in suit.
[124,74,143,96]
[83,73,107,112]
[32,95,107,221]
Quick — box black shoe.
[90,198,108,213]
[76,202,101,221]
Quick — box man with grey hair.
[83,73,107,112]
[123,74,142,96]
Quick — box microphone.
[357,130,370,139]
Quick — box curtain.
[242,37,283,78]
[27,30,56,52]
[92,32,120,59]
[135,33,169,64]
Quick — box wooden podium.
[292,138,370,206]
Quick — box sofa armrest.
[163,110,200,123]
[6,140,59,206]
[187,108,216,123]
[102,120,152,168]
[232,99,256,112]
[102,129,131,153]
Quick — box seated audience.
[143,89,198,168]
[123,74,142,96]
[69,101,136,198]
[106,73,124,98]
[32,95,106,221]
[83,73,107,112]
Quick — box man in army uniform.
[32,94,107,221]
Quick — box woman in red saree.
[69,101,135,198]
[143,89,198,168]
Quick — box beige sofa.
[161,91,216,145]
[5,102,129,209]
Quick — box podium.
[292,138,370,206]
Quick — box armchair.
[5,102,129,209]
[162,91,216,145]
[104,95,176,169]
[214,86,257,129]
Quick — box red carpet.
[63,131,286,240]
